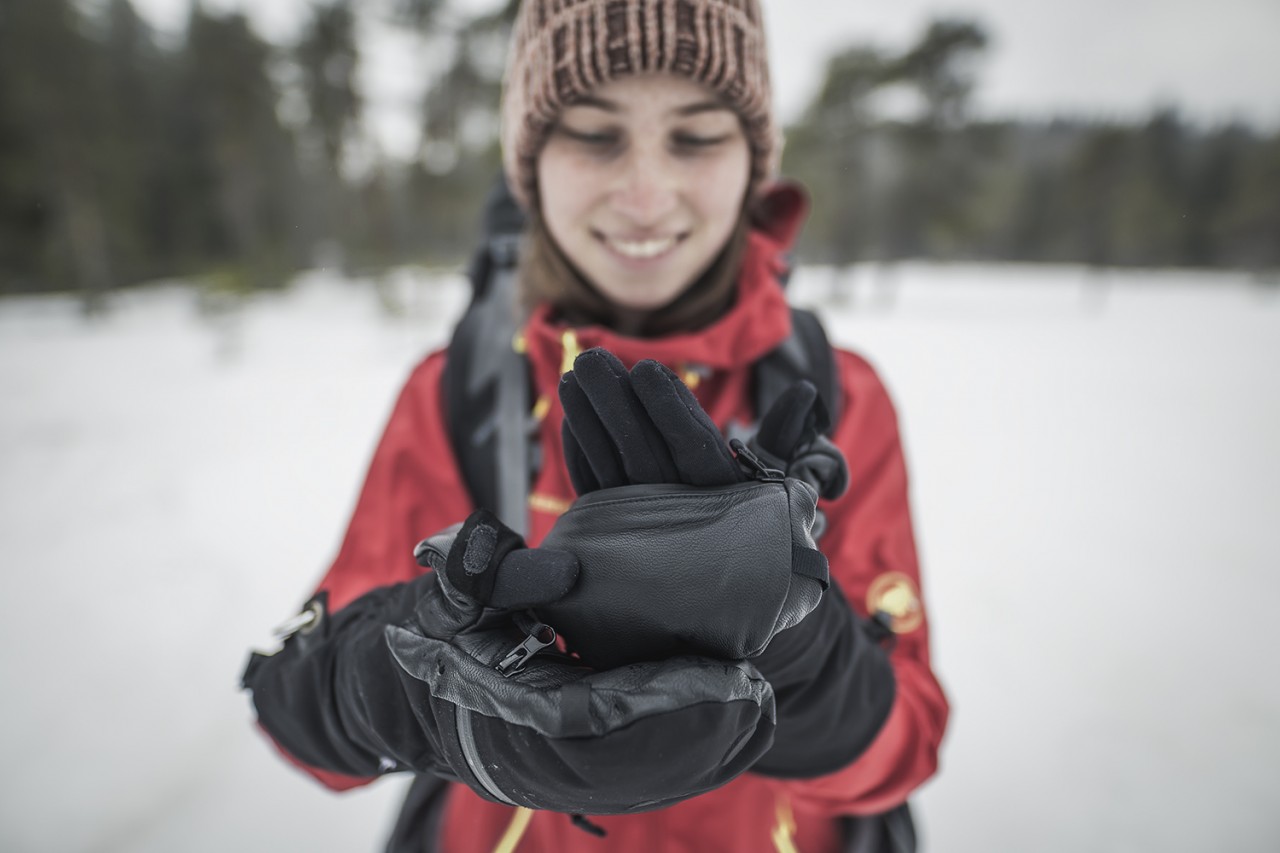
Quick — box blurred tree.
[784,46,893,266]
[391,0,448,31]
[1061,124,1129,267]
[173,5,301,285]
[296,0,361,171]
[889,20,989,130]
[1184,124,1248,266]
[2,1,1276,296]
[1111,108,1191,266]
[0,0,113,297]
[408,0,516,257]
[95,0,171,284]
[292,0,362,263]
[784,18,992,266]
[1215,129,1280,269]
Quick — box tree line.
[1,0,1275,299]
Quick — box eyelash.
[561,129,728,153]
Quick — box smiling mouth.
[597,233,684,260]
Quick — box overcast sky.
[130,0,1280,159]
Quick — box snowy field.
[1,264,1278,852]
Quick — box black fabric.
[748,583,897,778]
[444,177,528,517]
[244,509,778,815]
[750,379,850,501]
[443,510,524,604]
[383,774,449,853]
[244,577,450,778]
[755,307,841,434]
[843,803,917,853]
[560,349,745,493]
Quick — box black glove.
[243,510,777,815]
[748,379,849,500]
[556,348,896,779]
[743,383,896,778]
[540,349,828,669]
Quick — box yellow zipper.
[771,792,800,853]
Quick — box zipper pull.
[730,438,785,483]
[495,623,557,676]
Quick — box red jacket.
[283,193,949,852]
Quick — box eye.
[560,127,620,149]
[672,132,732,151]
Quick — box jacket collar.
[520,181,809,395]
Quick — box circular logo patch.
[866,572,923,634]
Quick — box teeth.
[608,236,676,259]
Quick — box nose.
[609,145,679,226]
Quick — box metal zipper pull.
[730,438,785,483]
[495,623,557,676]
[272,600,323,642]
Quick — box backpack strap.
[443,234,533,535]
[753,306,842,435]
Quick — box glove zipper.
[495,622,557,676]
[458,621,558,806]
[730,438,785,483]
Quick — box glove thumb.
[414,510,580,611]
[755,380,828,459]
[752,381,849,501]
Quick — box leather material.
[537,477,828,669]
[384,543,778,814]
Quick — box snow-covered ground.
[1,264,1277,852]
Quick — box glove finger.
[629,359,744,487]
[755,380,821,459]
[559,370,628,490]
[439,511,581,610]
[493,547,580,608]
[443,509,528,606]
[569,348,680,486]
[560,418,603,494]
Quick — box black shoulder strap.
[442,245,531,534]
[753,306,841,435]
[443,179,533,532]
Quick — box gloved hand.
[553,347,896,779]
[741,381,896,778]
[244,509,777,815]
[748,379,849,500]
[537,348,830,669]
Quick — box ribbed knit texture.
[501,0,776,211]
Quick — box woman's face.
[536,74,751,319]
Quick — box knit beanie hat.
[500,0,777,212]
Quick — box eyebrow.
[567,95,732,117]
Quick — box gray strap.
[492,266,530,537]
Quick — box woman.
[241,2,949,851]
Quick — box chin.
[605,283,687,313]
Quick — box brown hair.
[518,210,750,338]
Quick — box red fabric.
[255,723,375,792]
[260,184,950,846]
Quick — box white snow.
[1,263,1277,852]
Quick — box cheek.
[536,147,590,232]
[691,149,751,227]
